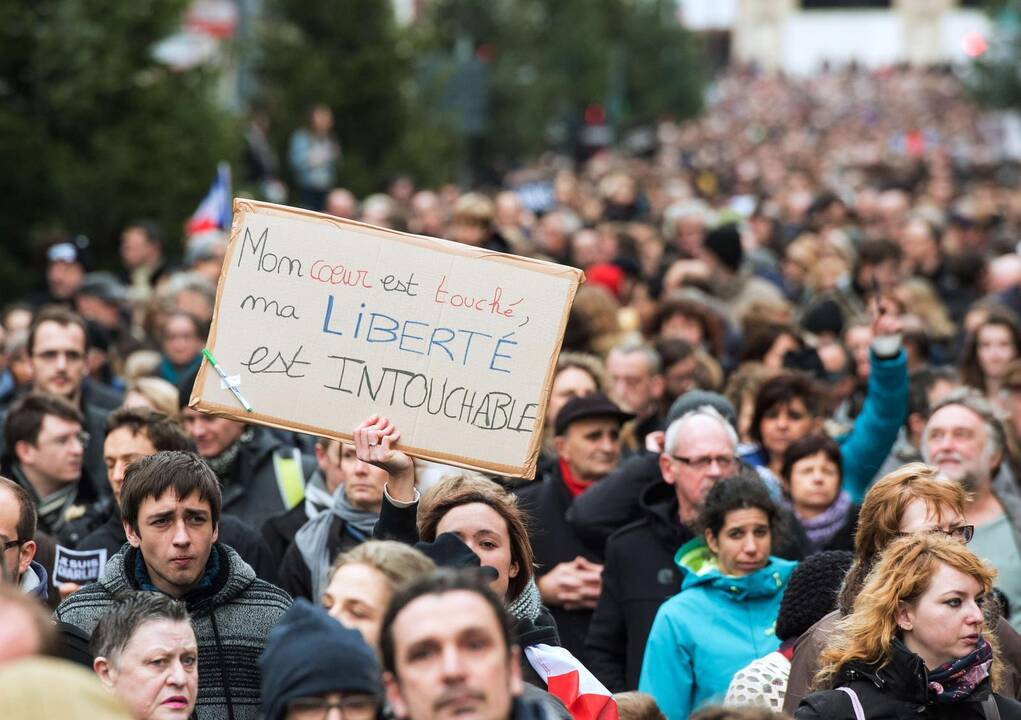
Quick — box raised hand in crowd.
[353,414,415,501]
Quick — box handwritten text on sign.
[191,200,582,478]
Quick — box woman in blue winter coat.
[740,304,908,503]
[638,471,797,720]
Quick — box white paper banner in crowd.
[190,199,583,479]
[53,546,108,586]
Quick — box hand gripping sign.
[189,200,583,479]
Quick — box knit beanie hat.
[775,550,854,642]
[704,223,743,273]
[585,263,625,298]
[259,599,381,720]
[666,390,738,430]
[801,298,845,338]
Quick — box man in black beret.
[512,393,631,667]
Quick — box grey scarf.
[205,428,254,481]
[507,577,541,622]
[294,485,378,600]
[303,470,335,519]
[38,483,78,534]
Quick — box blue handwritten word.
[321,295,517,373]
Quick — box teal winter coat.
[638,540,797,720]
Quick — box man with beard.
[922,388,1021,630]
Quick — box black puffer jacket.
[796,639,1021,720]
[585,481,693,692]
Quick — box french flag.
[524,644,618,720]
[186,162,232,235]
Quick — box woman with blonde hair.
[894,277,956,342]
[782,462,1012,712]
[121,376,181,420]
[320,540,435,650]
[796,534,1021,719]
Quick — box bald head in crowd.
[659,406,739,524]
[0,584,55,665]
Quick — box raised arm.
[353,415,420,543]
[841,300,908,502]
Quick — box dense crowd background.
[4,63,1021,720]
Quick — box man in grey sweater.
[57,450,292,720]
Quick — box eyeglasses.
[899,525,975,544]
[39,431,90,448]
[1,539,28,552]
[287,696,378,720]
[670,454,738,472]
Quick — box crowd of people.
[4,63,1021,719]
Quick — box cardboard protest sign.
[190,200,583,479]
[53,546,107,586]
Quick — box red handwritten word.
[433,275,523,318]
[309,260,373,289]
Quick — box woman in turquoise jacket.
[638,472,797,720]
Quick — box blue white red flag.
[186,162,232,235]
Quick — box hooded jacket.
[218,427,315,531]
[56,543,292,720]
[586,482,693,692]
[638,541,796,720]
[784,607,1021,714]
[795,638,1021,720]
[19,560,49,602]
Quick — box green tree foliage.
[413,0,705,178]
[256,0,704,193]
[256,0,459,195]
[967,1,1021,109]
[0,0,236,300]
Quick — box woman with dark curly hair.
[639,472,797,720]
[780,435,860,556]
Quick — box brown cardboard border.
[189,199,583,479]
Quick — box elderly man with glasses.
[922,387,1021,632]
[586,404,747,691]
